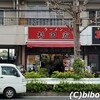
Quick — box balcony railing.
[0,17,72,26]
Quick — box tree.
[45,0,88,60]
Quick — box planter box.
[26,78,100,84]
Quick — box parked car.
[0,63,26,99]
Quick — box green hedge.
[24,71,94,79]
[26,82,100,93]
[54,82,100,93]
[51,71,94,79]
[26,81,53,93]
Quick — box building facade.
[0,0,100,73]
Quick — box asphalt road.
[0,95,100,100]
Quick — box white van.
[0,63,26,98]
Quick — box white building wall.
[0,25,93,46]
[0,26,25,45]
[80,11,89,27]
[0,2,13,8]
[80,26,92,46]
[87,4,100,9]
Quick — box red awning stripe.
[26,41,74,48]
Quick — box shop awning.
[26,41,74,48]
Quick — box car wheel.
[3,88,16,99]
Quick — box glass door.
[88,54,99,73]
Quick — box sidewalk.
[22,92,70,96]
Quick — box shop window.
[0,49,15,63]
[27,55,40,71]
[9,49,15,61]
[0,49,8,62]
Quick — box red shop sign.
[28,27,74,40]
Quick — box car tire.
[3,88,16,99]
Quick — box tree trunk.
[72,0,80,59]
[73,12,80,59]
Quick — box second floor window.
[50,11,64,18]
[89,10,100,24]
[96,11,100,22]
[0,10,4,25]
[25,4,49,18]
[89,10,96,21]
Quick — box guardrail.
[26,78,100,84]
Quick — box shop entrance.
[26,47,74,73]
[26,54,65,74]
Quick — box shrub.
[84,71,95,78]
[51,71,75,78]
[24,71,42,78]
[72,74,84,80]
[72,58,85,74]
[38,68,49,77]
[24,68,49,78]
